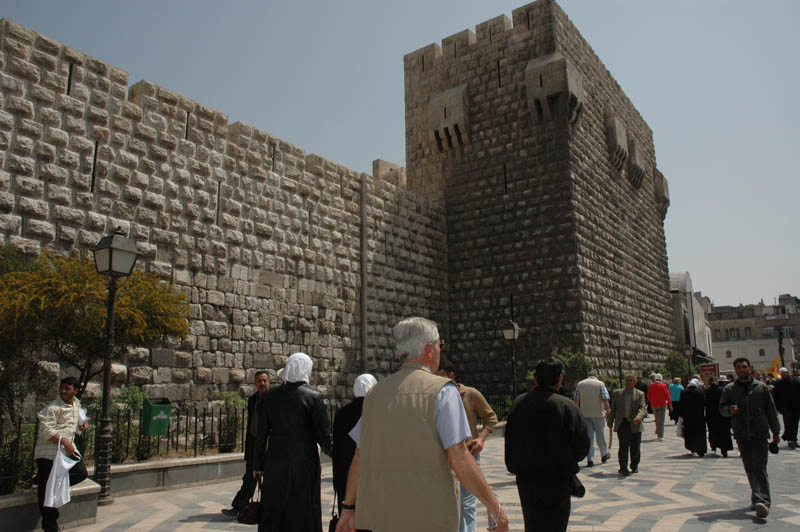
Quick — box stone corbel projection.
[428,84,470,152]
[627,139,645,188]
[654,169,670,219]
[525,53,584,124]
[605,115,628,171]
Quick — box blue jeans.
[460,453,480,532]
[584,417,608,462]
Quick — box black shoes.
[788,441,797,449]
[721,449,728,457]
[586,460,594,467]
[618,468,629,476]
[755,502,769,518]
[221,508,239,518]
[601,453,611,463]
[631,466,638,473]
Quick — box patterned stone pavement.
[77,417,800,531]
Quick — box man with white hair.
[253,353,331,532]
[573,370,611,467]
[336,317,508,532]
[772,367,800,449]
[646,373,673,441]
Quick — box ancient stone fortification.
[403,0,672,392]
[0,0,672,405]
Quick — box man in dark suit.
[222,370,270,517]
[607,374,648,476]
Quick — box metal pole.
[511,342,517,398]
[617,346,622,388]
[95,275,117,505]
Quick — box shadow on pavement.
[695,507,765,525]
[179,512,234,524]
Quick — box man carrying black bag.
[505,358,590,532]
[222,370,270,518]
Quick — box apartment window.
[714,329,720,340]
[727,328,737,339]
[759,349,766,357]
[725,350,732,359]
[745,327,751,338]
[763,327,775,337]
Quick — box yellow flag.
[770,356,782,378]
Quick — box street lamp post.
[611,333,624,388]
[503,320,520,398]
[91,228,139,505]
[684,345,693,382]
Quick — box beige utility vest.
[356,362,459,532]
[576,377,607,418]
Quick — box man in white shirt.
[573,371,611,467]
[34,377,89,532]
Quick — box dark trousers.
[781,409,799,442]
[516,475,571,532]
[616,420,642,470]
[737,439,771,507]
[36,457,88,531]
[231,462,258,510]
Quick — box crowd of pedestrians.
[30,315,798,532]
[193,319,796,531]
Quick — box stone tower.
[403,0,673,393]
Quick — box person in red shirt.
[647,374,673,440]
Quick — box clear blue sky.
[4,1,798,307]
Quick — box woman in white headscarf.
[678,378,708,456]
[331,374,377,515]
[253,353,331,532]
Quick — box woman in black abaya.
[678,378,707,456]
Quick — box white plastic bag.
[43,436,80,508]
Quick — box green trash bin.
[142,398,172,436]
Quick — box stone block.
[212,368,230,385]
[129,366,153,385]
[111,363,127,385]
[195,367,213,384]
[151,348,175,367]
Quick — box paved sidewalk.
[77,417,800,531]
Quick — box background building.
[670,272,713,365]
[708,294,799,375]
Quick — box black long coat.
[679,386,707,454]
[705,384,733,452]
[254,382,331,532]
[331,397,363,501]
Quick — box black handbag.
[328,489,339,532]
[570,474,585,498]
[237,477,262,525]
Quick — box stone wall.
[0,18,447,406]
[403,0,673,394]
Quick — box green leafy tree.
[553,351,593,393]
[0,245,50,422]
[664,351,692,381]
[0,251,190,398]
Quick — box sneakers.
[755,502,769,518]
[601,453,611,463]
[221,508,239,518]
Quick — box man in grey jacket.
[720,357,781,519]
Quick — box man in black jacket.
[720,357,781,519]
[222,370,269,518]
[505,358,589,532]
[772,367,800,448]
